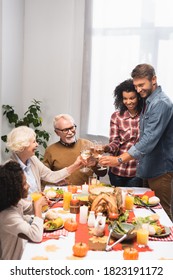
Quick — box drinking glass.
[124,191,134,211]
[80,145,92,173]
[88,175,97,186]
[91,140,107,171]
[63,191,72,211]
[30,192,48,212]
[136,223,149,248]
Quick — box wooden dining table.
[21,187,173,260]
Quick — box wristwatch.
[117,157,123,164]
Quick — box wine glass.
[80,145,92,173]
[91,140,107,171]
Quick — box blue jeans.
[108,170,143,187]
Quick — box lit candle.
[82,183,89,194]
[79,205,88,224]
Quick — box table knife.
[139,199,156,213]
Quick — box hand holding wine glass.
[80,145,92,173]
[90,140,107,171]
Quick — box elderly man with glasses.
[42,114,106,185]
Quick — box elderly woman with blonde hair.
[6,126,83,198]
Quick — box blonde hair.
[53,114,75,129]
[6,126,36,153]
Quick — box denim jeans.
[108,170,143,188]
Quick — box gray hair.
[6,126,36,153]
[53,114,75,129]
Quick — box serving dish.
[108,222,136,241]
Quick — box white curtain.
[81,0,173,139]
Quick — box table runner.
[75,211,154,252]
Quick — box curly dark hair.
[0,161,24,211]
[113,79,142,115]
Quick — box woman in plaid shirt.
[105,79,143,187]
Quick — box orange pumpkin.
[64,218,78,232]
[72,242,88,257]
[123,247,139,260]
[67,185,78,194]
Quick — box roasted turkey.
[89,187,123,216]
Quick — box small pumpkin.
[123,247,139,260]
[68,185,78,194]
[72,242,88,257]
[64,218,78,232]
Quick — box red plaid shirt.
[109,110,140,177]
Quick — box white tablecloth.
[21,188,173,260]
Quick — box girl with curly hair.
[0,161,48,260]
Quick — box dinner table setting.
[21,182,173,260]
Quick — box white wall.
[0,0,24,161]
[0,0,2,162]
[23,0,85,140]
[0,0,85,162]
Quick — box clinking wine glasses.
[90,140,107,171]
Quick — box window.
[81,0,173,139]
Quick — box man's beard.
[145,88,152,97]
[65,136,76,144]
[141,88,152,98]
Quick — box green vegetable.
[118,210,129,222]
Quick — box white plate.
[150,226,171,238]
[44,224,64,232]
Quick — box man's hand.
[99,152,133,167]
[99,155,119,167]
[103,145,111,153]
[87,156,97,167]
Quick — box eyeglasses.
[55,125,77,134]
